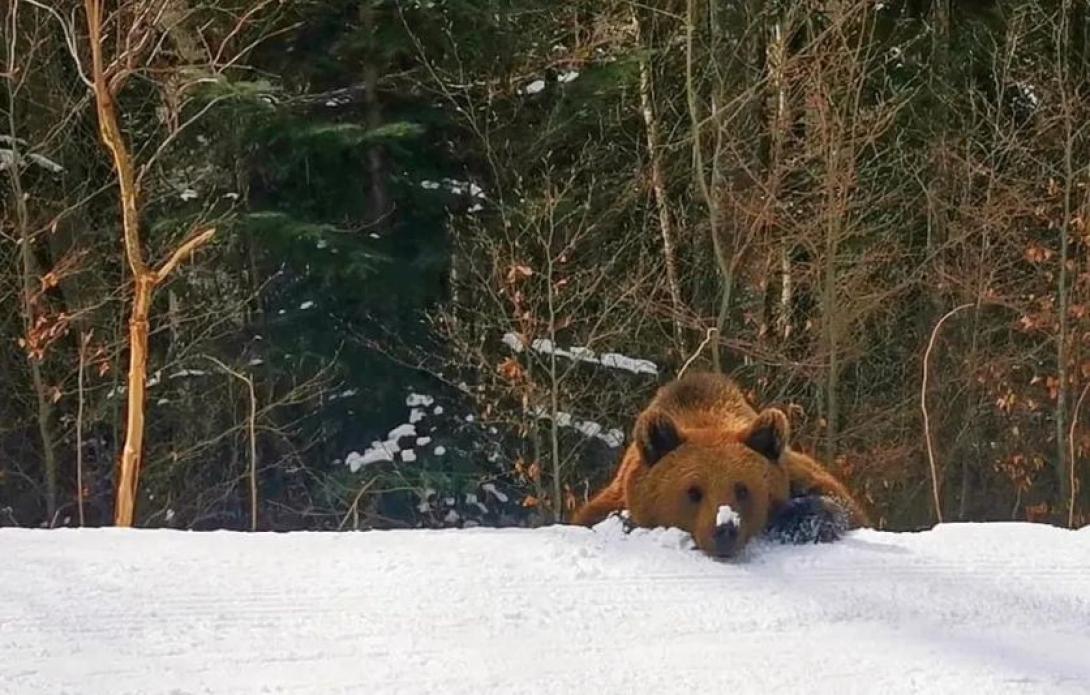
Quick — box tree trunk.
[822,138,843,463]
[633,11,685,353]
[20,235,59,521]
[5,8,59,521]
[778,248,792,339]
[685,0,733,359]
[767,18,792,342]
[361,3,391,233]
[1056,0,1075,515]
[545,207,563,523]
[116,276,153,526]
[77,332,90,527]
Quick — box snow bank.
[2,521,1089,694]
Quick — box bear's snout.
[711,521,741,557]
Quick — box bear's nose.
[712,521,740,557]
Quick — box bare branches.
[685,0,731,345]
[633,9,684,353]
[20,0,92,87]
[205,356,259,532]
[78,0,249,525]
[212,0,281,69]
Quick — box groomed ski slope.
[3,521,1090,695]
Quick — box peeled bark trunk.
[85,0,216,526]
[115,276,153,526]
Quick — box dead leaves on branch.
[505,264,533,285]
[497,357,524,383]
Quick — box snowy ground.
[3,521,1090,695]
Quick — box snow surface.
[2,522,1090,694]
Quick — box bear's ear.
[636,410,682,467]
[742,408,789,462]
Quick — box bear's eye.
[734,482,750,502]
[687,485,703,504]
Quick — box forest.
[2,0,1089,533]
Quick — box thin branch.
[153,228,216,284]
[212,0,278,67]
[921,303,974,524]
[339,479,377,531]
[137,95,231,186]
[678,328,717,379]
[21,0,93,87]
[77,331,91,527]
[204,355,259,531]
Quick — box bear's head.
[624,407,792,558]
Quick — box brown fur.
[572,372,868,556]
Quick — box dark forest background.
[2,0,1089,531]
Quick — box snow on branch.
[530,407,624,448]
[502,333,657,376]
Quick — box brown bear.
[572,372,868,558]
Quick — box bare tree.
[3,1,62,519]
[76,0,287,525]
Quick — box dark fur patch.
[764,494,851,545]
[638,411,682,466]
[738,408,789,462]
